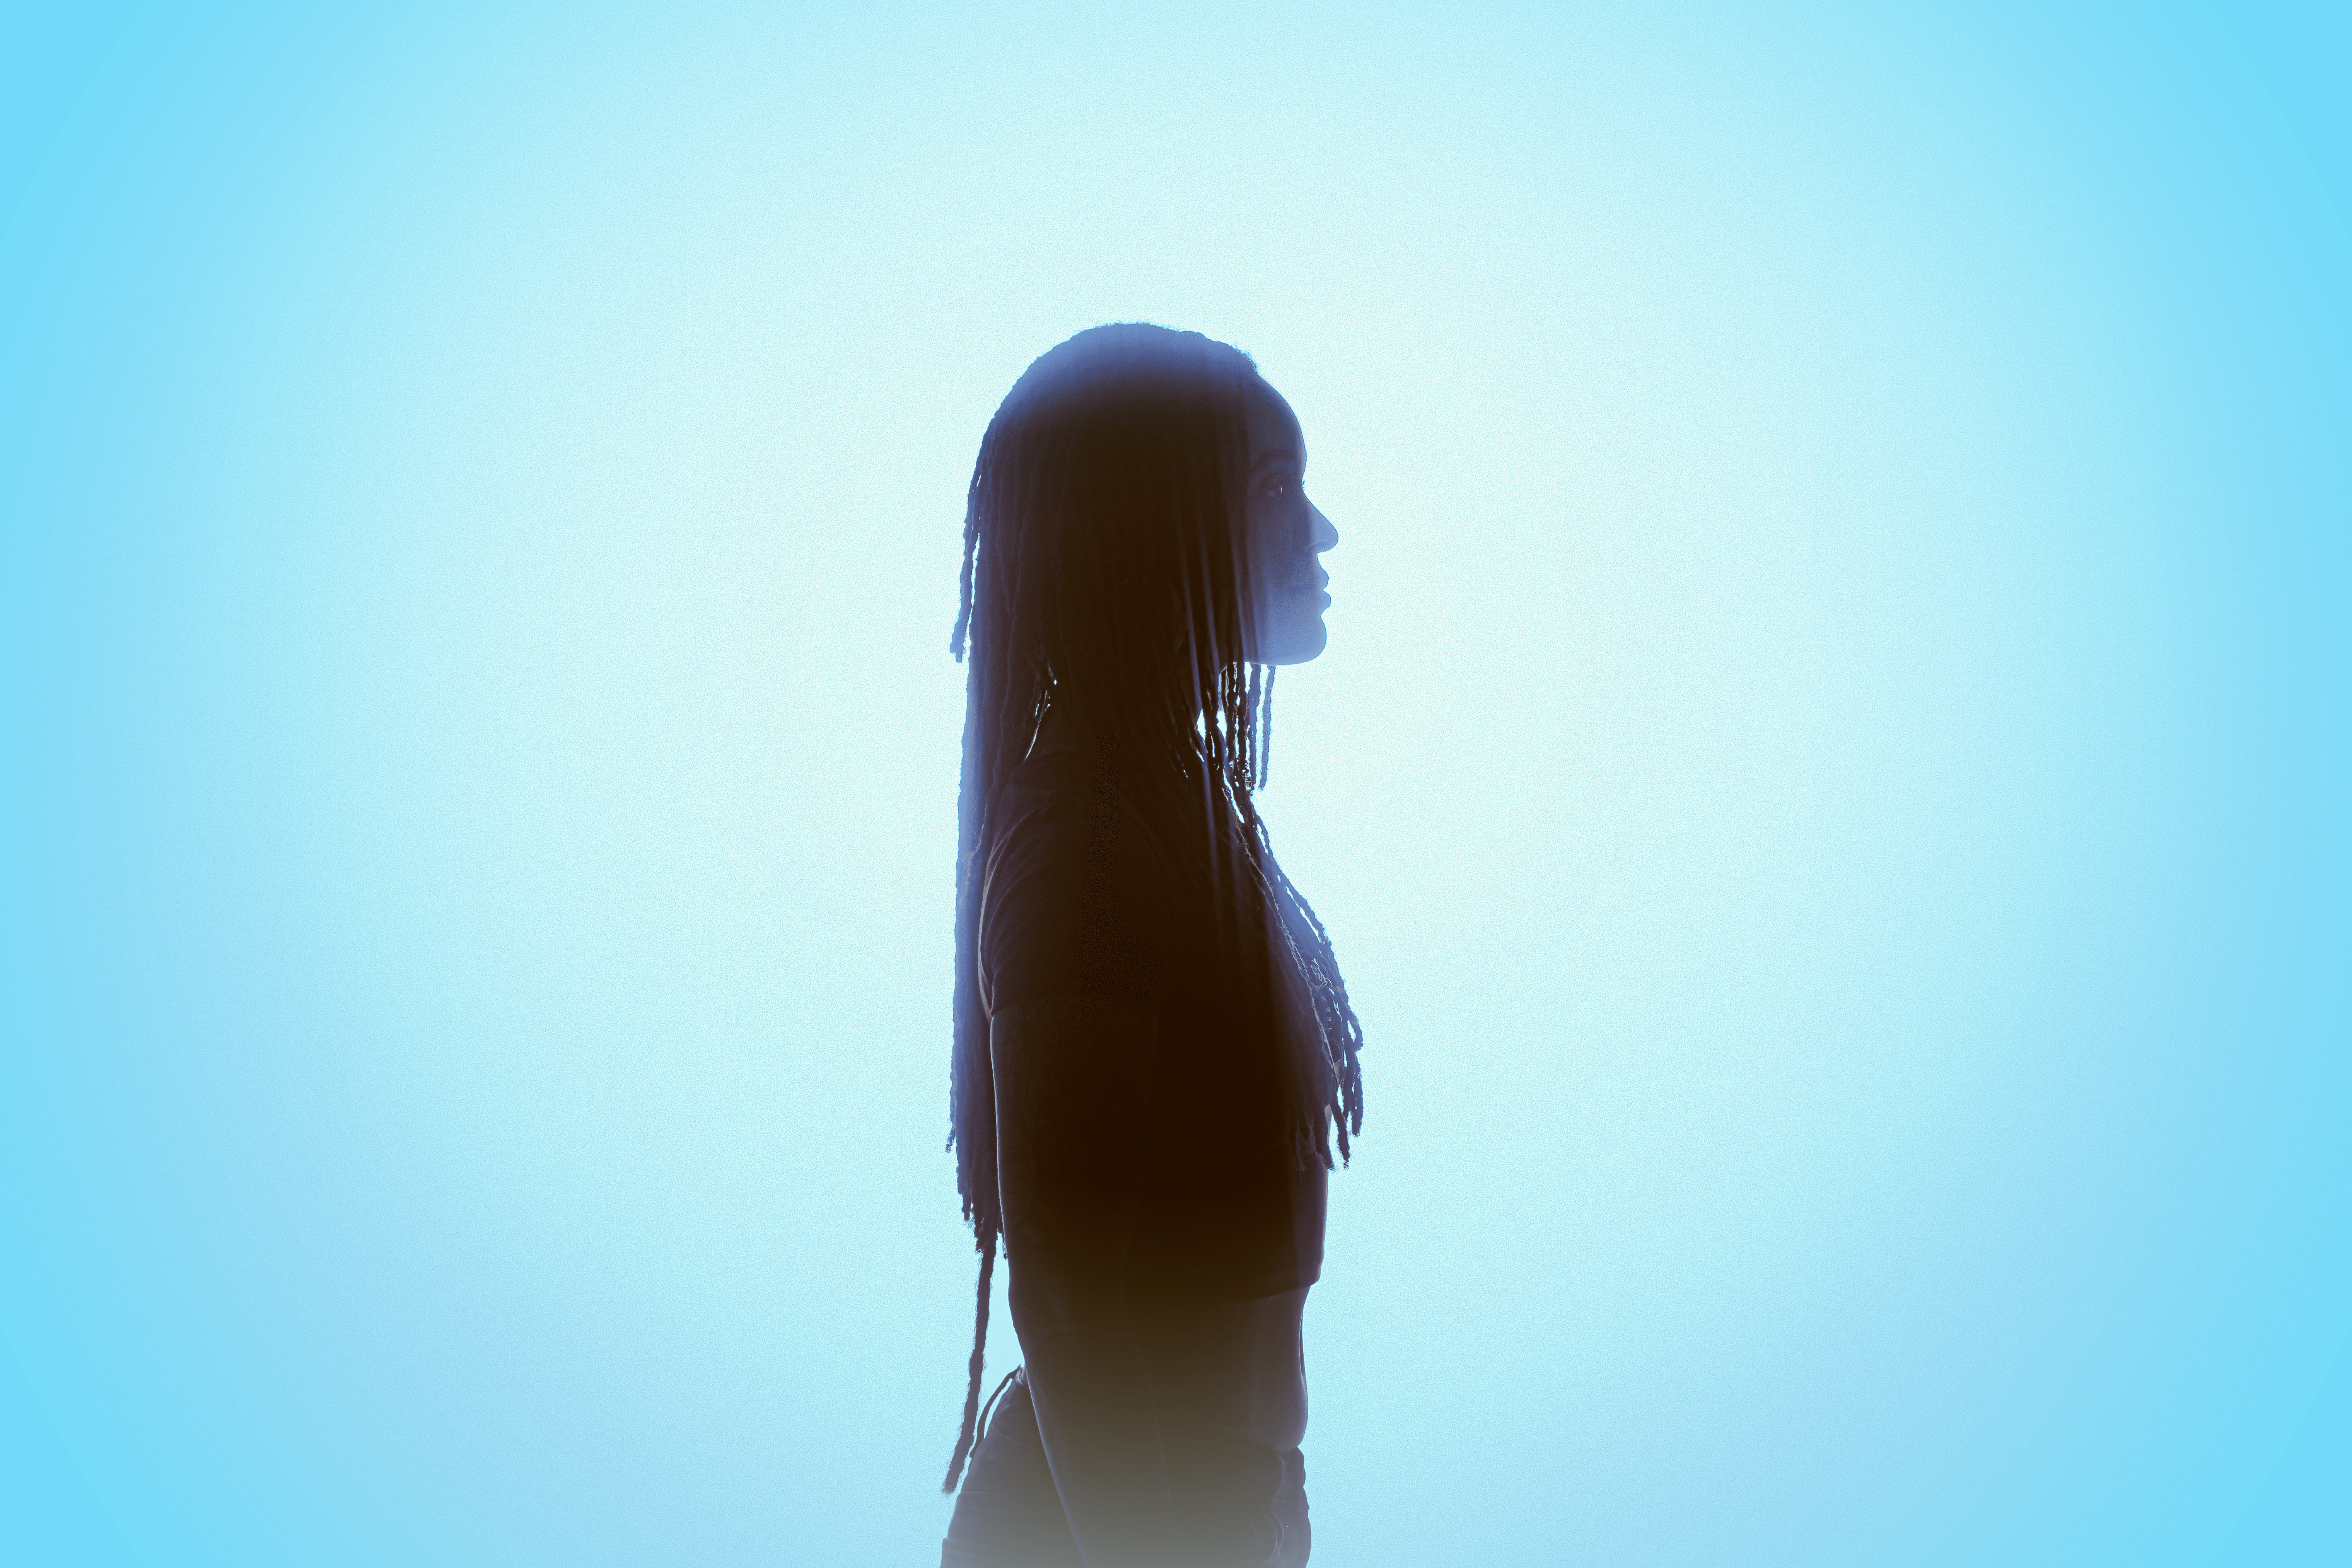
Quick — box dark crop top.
[978,743,1326,1304]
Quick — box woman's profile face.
[1243,381,1339,666]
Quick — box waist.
[1133,1286,1310,1451]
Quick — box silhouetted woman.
[937,324,1365,1567]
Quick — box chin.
[1271,621,1329,667]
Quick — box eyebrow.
[1250,449,1305,470]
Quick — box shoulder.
[985,750,1168,887]
[980,753,1174,1014]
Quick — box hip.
[940,1367,1310,1568]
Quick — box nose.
[1309,501,1337,554]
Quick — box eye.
[1262,476,1293,501]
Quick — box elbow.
[1006,1242,1128,1343]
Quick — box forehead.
[1243,379,1304,461]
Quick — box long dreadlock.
[939,324,1366,1493]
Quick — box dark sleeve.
[981,786,1163,1017]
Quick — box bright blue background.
[4,2,2347,1563]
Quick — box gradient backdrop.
[4,2,2348,1564]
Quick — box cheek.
[1249,506,1306,570]
[1246,505,1280,560]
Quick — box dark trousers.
[940,1368,1311,1567]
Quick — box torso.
[981,720,1323,1456]
[1132,1287,1310,1451]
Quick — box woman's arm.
[990,994,1185,1568]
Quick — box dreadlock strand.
[1258,662,1276,790]
[939,1219,998,1494]
[949,473,982,660]
[1244,662,1263,791]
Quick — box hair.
[940,323,1366,1491]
